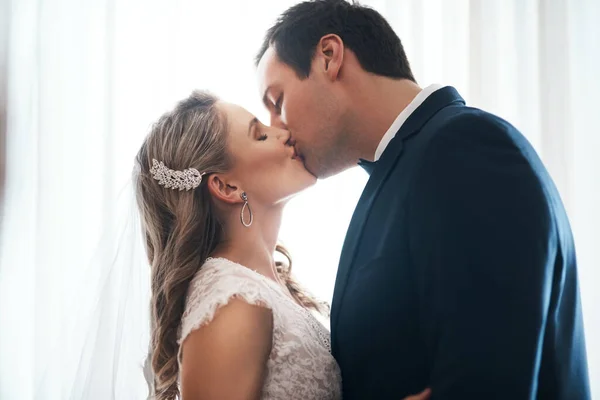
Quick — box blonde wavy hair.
[134,90,327,400]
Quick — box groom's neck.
[346,77,422,161]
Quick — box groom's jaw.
[301,154,318,178]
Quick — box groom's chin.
[315,162,354,180]
[298,156,318,179]
[306,164,319,180]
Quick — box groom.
[256,0,590,398]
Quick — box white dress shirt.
[374,84,445,161]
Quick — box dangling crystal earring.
[240,192,253,227]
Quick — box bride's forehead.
[218,102,253,125]
[216,102,255,140]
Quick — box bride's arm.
[180,298,273,400]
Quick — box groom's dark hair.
[256,0,415,82]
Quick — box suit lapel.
[330,87,466,336]
[330,135,405,334]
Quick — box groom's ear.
[206,174,242,205]
[316,34,344,81]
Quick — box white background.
[1,0,599,398]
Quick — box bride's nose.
[276,129,292,144]
[270,114,287,130]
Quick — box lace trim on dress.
[178,262,278,345]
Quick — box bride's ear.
[206,174,243,205]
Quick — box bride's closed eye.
[256,125,268,141]
[250,118,268,141]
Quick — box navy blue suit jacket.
[330,87,590,399]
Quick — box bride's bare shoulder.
[180,298,273,399]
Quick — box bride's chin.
[298,169,318,187]
[301,178,317,192]
[292,178,317,196]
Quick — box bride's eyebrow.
[247,117,259,137]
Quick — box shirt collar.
[373,84,445,161]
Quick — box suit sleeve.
[408,114,557,399]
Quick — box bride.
[135,90,338,400]
[134,90,430,400]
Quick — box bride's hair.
[134,90,327,400]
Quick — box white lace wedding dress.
[177,257,342,399]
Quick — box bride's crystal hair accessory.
[150,159,206,191]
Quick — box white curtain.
[1,0,598,398]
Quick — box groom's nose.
[270,114,287,130]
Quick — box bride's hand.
[403,388,431,400]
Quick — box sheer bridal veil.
[35,179,154,399]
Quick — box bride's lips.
[291,145,301,160]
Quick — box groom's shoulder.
[436,106,517,135]
[427,105,525,149]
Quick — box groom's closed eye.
[261,87,275,111]
[262,89,283,115]
[273,94,283,114]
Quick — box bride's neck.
[212,205,284,281]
